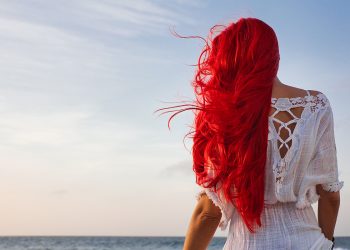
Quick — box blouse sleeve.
[195,187,234,231]
[310,103,344,192]
[195,167,234,231]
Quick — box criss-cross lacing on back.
[269,90,312,189]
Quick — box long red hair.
[155,17,280,233]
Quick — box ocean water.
[0,236,349,250]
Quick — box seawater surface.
[0,236,349,250]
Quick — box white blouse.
[196,90,344,249]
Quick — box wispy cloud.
[51,189,69,197]
[173,0,208,7]
[0,0,202,39]
[158,160,193,178]
[0,1,204,163]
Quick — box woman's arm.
[316,184,341,241]
[183,193,222,250]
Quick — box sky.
[0,0,349,237]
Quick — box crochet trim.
[321,181,344,192]
[271,92,328,110]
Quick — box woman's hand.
[183,193,222,250]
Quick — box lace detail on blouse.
[321,181,344,192]
[271,91,329,113]
[269,90,329,188]
[308,93,329,112]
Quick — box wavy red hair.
[155,17,280,233]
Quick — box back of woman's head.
[206,17,279,93]
[155,17,280,233]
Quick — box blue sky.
[0,0,349,237]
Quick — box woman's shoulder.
[302,89,334,128]
[307,89,332,111]
[308,89,328,100]
[272,84,329,103]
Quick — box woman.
[156,17,343,249]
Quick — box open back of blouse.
[269,90,311,185]
[195,89,344,249]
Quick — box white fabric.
[195,90,344,249]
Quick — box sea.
[0,236,349,250]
